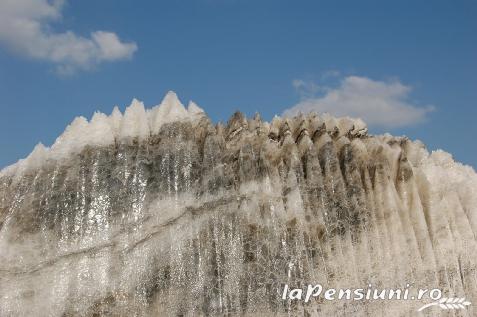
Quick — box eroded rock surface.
[0,94,476,316]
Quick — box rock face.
[0,93,476,316]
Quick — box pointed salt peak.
[58,116,89,143]
[50,116,89,157]
[24,143,49,165]
[111,106,123,118]
[120,98,150,140]
[122,98,144,123]
[71,116,89,127]
[230,111,246,122]
[31,142,49,156]
[248,112,262,130]
[88,112,114,146]
[23,143,50,171]
[109,106,123,137]
[123,99,147,126]
[226,111,247,132]
[187,101,204,115]
[91,111,109,123]
[128,98,146,111]
[149,92,189,134]
[159,91,188,116]
[161,90,182,106]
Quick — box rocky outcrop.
[0,93,476,316]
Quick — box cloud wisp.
[284,76,435,129]
[0,0,137,74]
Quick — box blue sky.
[0,0,476,168]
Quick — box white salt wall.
[0,95,476,316]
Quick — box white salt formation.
[0,92,475,316]
[0,91,205,179]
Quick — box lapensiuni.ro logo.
[282,284,472,312]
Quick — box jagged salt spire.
[0,91,207,178]
[150,91,189,134]
[120,98,150,140]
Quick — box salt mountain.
[0,92,476,316]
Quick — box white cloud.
[0,0,137,74]
[284,76,435,128]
